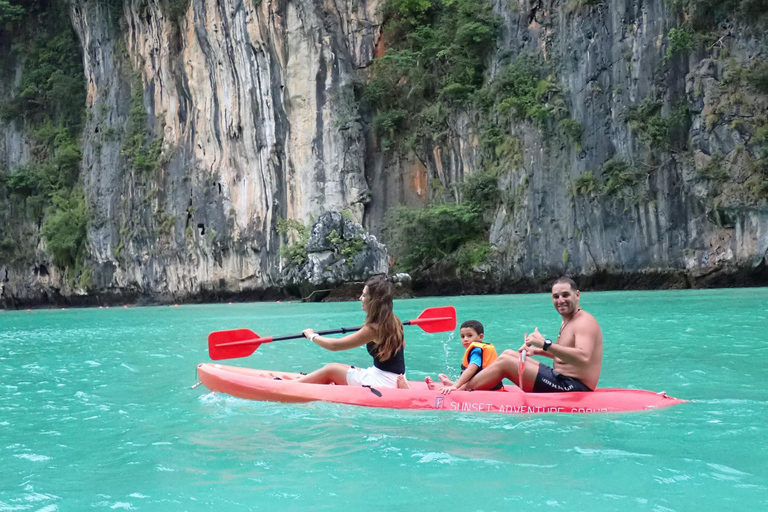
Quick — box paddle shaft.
[208,306,456,360]
[519,333,527,392]
[281,317,430,339]
[215,318,450,348]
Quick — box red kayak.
[197,363,686,414]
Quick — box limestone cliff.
[2,0,382,305]
[0,0,766,307]
[370,0,768,292]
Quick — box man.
[465,276,602,392]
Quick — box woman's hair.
[364,275,404,361]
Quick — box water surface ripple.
[2,289,767,510]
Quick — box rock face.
[0,0,766,307]
[480,0,768,289]
[1,0,383,306]
[379,0,768,291]
[282,211,388,294]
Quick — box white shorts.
[346,366,400,388]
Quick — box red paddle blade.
[208,329,268,360]
[408,306,457,333]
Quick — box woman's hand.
[303,328,316,340]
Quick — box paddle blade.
[408,306,457,333]
[208,329,267,360]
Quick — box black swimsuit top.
[366,341,405,374]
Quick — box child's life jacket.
[461,342,498,371]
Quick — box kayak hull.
[197,363,686,414]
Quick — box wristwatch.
[543,338,553,351]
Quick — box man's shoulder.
[575,310,601,330]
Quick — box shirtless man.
[464,276,602,392]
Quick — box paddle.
[208,306,457,360]
[519,334,527,392]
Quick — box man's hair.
[460,320,484,335]
[552,276,578,291]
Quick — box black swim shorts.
[532,364,592,393]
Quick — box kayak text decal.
[448,402,610,414]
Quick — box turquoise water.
[2,289,767,511]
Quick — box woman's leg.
[296,363,351,385]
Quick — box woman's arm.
[302,325,376,352]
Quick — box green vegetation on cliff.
[41,190,88,268]
[124,75,166,175]
[648,0,768,206]
[384,203,487,272]
[365,2,577,155]
[368,0,498,271]
[0,0,88,279]
[623,98,691,152]
[670,0,768,32]
[0,0,24,24]
[370,1,581,272]
[363,0,499,151]
[277,217,370,269]
[277,219,309,265]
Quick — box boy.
[426,320,503,394]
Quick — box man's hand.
[518,332,545,357]
[524,327,546,350]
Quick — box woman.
[297,275,406,388]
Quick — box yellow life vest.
[461,342,498,371]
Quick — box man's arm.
[525,324,597,367]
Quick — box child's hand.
[440,385,459,395]
[302,328,315,339]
